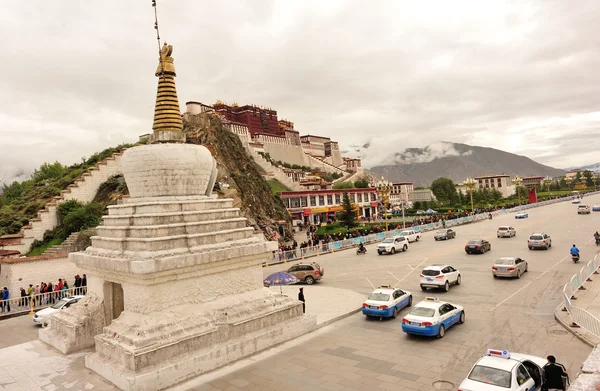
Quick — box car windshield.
[409,307,435,317]
[498,227,508,231]
[436,230,447,234]
[467,240,481,245]
[367,293,390,301]
[50,299,69,310]
[400,232,410,236]
[495,258,515,265]
[422,269,440,276]
[382,238,394,244]
[468,365,511,388]
[529,235,543,240]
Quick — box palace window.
[300,197,307,207]
[327,195,333,205]
[310,196,316,206]
[357,193,363,202]
[371,193,376,201]
[335,194,341,204]
[290,198,301,208]
[319,195,325,205]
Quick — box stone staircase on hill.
[304,154,346,175]
[245,146,302,191]
[0,153,125,255]
[43,229,97,255]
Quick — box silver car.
[528,233,551,250]
[492,257,528,278]
[497,226,516,238]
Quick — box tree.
[584,170,594,188]
[337,192,357,228]
[559,178,567,190]
[430,177,458,205]
[32,161,67,183]
[413,201,423,210]
[332,181,354,190]
[353,178,369,188]
[596,177,600,187]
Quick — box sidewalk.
[0,286,363,390]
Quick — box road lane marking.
[387,271,401,283]
[394,258,428,288]
[490,237,594,311]
[407,264,414,271]
[365,277,375,289]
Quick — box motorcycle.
[356,247,367,255]
[595,237,600,246]
[488,214,493,220]
[572,253,580,264]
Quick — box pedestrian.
[2,288,9,313]
[298,288,305,314]
[19,287,26,307]
[543,355,568,391]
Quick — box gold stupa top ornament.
[151,42,184,143]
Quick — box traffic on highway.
[264,194,599,389]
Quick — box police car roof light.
[487,349,511,359]
[425,297,439,301]
[379,284,392,288]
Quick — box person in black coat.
[298,288,305,313]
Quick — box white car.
[401,297,465,338]
[398,230,421,243]
[361,285,413,319]
[33,295,84,326]
[572,198,581,204]
[497,226,516,238]
[458,349,547,391]
[377,236,409,255]
[514,212,528,219]
[420,264,461,292]
[577,205,591,214]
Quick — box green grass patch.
[266,179,290,195]
[537,191,576,197]
[27,238,63,257]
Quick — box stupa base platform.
[85,306,316,391]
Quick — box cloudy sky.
[1,0,599,183]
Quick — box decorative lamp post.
[543,176,552,193]
[512,175,523,204]
[463,178,477,213]
[376,176,392,231]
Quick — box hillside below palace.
[185,101,363,175]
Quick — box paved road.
[0,314,40,349]
[181,195,600,391]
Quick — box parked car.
[286,262,324,285]
[377,236,409,255]
[527,233,551,250]
[497,226,516,238]
[465,239,491,254]
[401,297,465,338]
[398,230,421,243]
[434,229,456,241]
[578,205,591,214]
[362,285,412,319]
[419,264,461,292]
[515,212,528,219]
[33,295,85,327]
[492,257,528,278]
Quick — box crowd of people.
[0,274,87,313]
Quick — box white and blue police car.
[362,285,412,320]
[458,349,547,391]
[401,297,464,338]
[515,212,528,219]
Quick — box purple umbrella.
[264,271,300,294]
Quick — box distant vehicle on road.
[33,295,85,327]
[527,233,551,250]
[593,204,600,212]
[362,285,412,320]
[497,226,516,238]
[572,198,581,204]
[434,229,456,241]
[398,230,421,243]
[458,349,546,391]
[420,264,461,292]
[492,257,528,279]
[377,236,409,255]
[578,205,591,214]
[286,262,324,285]
[465,239,491,254]
[515,212,528,219]
[401,297,465,338]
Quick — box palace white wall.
[260,141,307,167]
[0,256,83,295]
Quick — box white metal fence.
[562,253,600,336]
[0,287,87,317]
[269,193,595,266]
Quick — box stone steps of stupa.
[107,198,234,216]
[101,208,241,227]
[96,217,247,239]
[90,226,255,252]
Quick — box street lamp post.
[565,176,573,190]
[543,176,552,193]
[512,175,523,204]
[401,201,406,229]
[376,176,392,231]
[463,178,476,214]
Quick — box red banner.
[527,187,538,204]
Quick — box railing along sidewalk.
[562,254,600,334]
[0,287,87,318]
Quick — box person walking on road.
[298,288,305,314]
[2,288,9,313]
[543,355,568,391]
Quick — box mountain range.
[343,142,565,187]
[564,162,600,173]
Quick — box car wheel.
[545,244,549,250]
[437,324,445,339]
[407,296,413,307]
[416,236,420,242]
[393,307,398,319]
[391,247,396,254]
[403,245,408,251]
[528,246,533,250]
[549,242,552,248]
[305,276,315,285]
[516,270,521,279]
[444,281,450,292]
[435,238,438,241]
[497,235,500,238]
[459,311,465,324]
[456,275,462,285]
[493,274,498,279]
[525,263,528,272]
[488,245,491,251]
[420,285,427,291]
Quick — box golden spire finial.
[150,1,184,143]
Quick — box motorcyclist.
[570,244,580,257]
[594,231,600,241]
[358,242,366,253]
[488,213,492,220]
